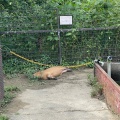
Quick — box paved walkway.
[7,69,118,120]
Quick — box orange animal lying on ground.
[33,66,72,80]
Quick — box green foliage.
[23,67,39,80]
[4,86,20,92]
[3,53,53,79]
[0,114,9,120]
[0,92,14,107]
[0,86,19,108]
[87,74,103,98]
[91,82,103,97]
[0,0,119,30]
[3,62,34,79]
[88,74,97,86]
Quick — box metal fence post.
[57,9,62,65]
[0,44,4,100]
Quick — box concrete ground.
[6,69,118,120]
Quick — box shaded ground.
[1,68,119,120]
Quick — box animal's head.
[33,71,42,78]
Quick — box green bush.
[0,86,20,108]
[0,114,9,120]
[87,74,103,98]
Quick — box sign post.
[58,15,73,64]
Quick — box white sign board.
[60,16,72,25]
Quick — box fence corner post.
[0,44,4,100]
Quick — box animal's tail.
[66,68,72,72]
[61,68,72,74]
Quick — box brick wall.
[94,63,120,115]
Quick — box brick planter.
[94,63,120,115]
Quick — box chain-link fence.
[0,7,120,98]
[0,8,120,66]
[0,27,119,63]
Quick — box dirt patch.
[4,68,92,91]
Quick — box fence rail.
[0,26,119,35]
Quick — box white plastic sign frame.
[60,15,72,25]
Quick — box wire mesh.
[0,8,120,76]
[1,27,120,63]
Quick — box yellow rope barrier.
[10,51,92,68]
[67,62,92,68]
[10,51,52,67]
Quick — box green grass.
[0,114,9,120]
[87,74,103,98]
[0,86,20,108]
